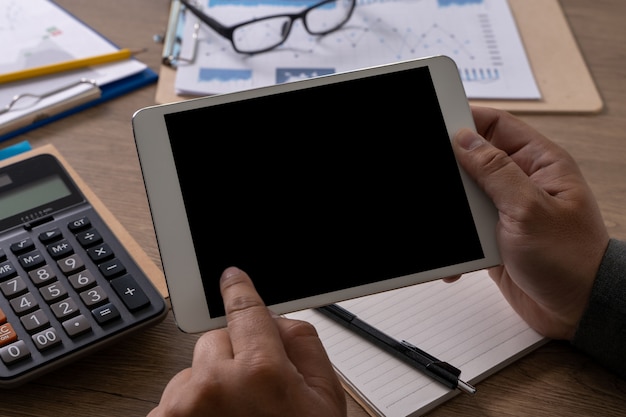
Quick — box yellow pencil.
[0,48,140,84]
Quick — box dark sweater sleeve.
[572,239,626,379]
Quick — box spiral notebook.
[286,270,548,417]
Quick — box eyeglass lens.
[305,0,354,34]
[232,0,354,54]
[233,16,293,53]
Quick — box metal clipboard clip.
[0,78,101,137]
[161,0,200,68]
[0,79,99,116]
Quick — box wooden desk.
[3,1,625,416]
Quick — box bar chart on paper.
[175,0,540,100]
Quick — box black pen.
[316,304,476,395]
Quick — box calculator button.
[0,322,18,347]
[86,243,114,263]
[75,228,102,247]
[62,315,91,337]
[40,281,69,303]
[98,258,126,278]
[10,238,35,254]
[32,327,62,351]
[20,309,50,332]
[0,157,168,387]
[0,340,31,364]
[0,260,17,280]
[39,228,63,244]
[50,298,80,320]
[79,286,108,307]
[17,250,46,270]
[46,239,74,259]
[0,276,27,297]
[10,292,39,315]
[92,303,121,325]
[68,217,91,232]
[111,275,150,311]
[28,265,57,286]
[67,269,97,290]
[57,253,85,275]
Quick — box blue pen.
[0,140,32,161]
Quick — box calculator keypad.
[0,213,167,387]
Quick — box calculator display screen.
[0,154,85,230]
[0,175,71,221]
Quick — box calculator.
[0,150,168,388]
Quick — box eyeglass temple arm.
[180,0,234,39]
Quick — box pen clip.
[402,340,462,378]
[401,340,440,363]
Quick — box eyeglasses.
[180,0,356,54]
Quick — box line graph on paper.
[175,0,540,99]
[338,1,501,81]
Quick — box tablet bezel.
[132,55,500,333]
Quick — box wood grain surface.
[2,1,625,416]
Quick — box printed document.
[175,0,540,99]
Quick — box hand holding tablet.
[132,55,500,333]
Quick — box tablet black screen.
[164,65,483,317]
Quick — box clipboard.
[0,69,157,143]
[476,0,603,113]
[155,0,603,113]
[0,0,158,144]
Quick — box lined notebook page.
[286,270,547,417]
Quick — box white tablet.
[132,55,500,333]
